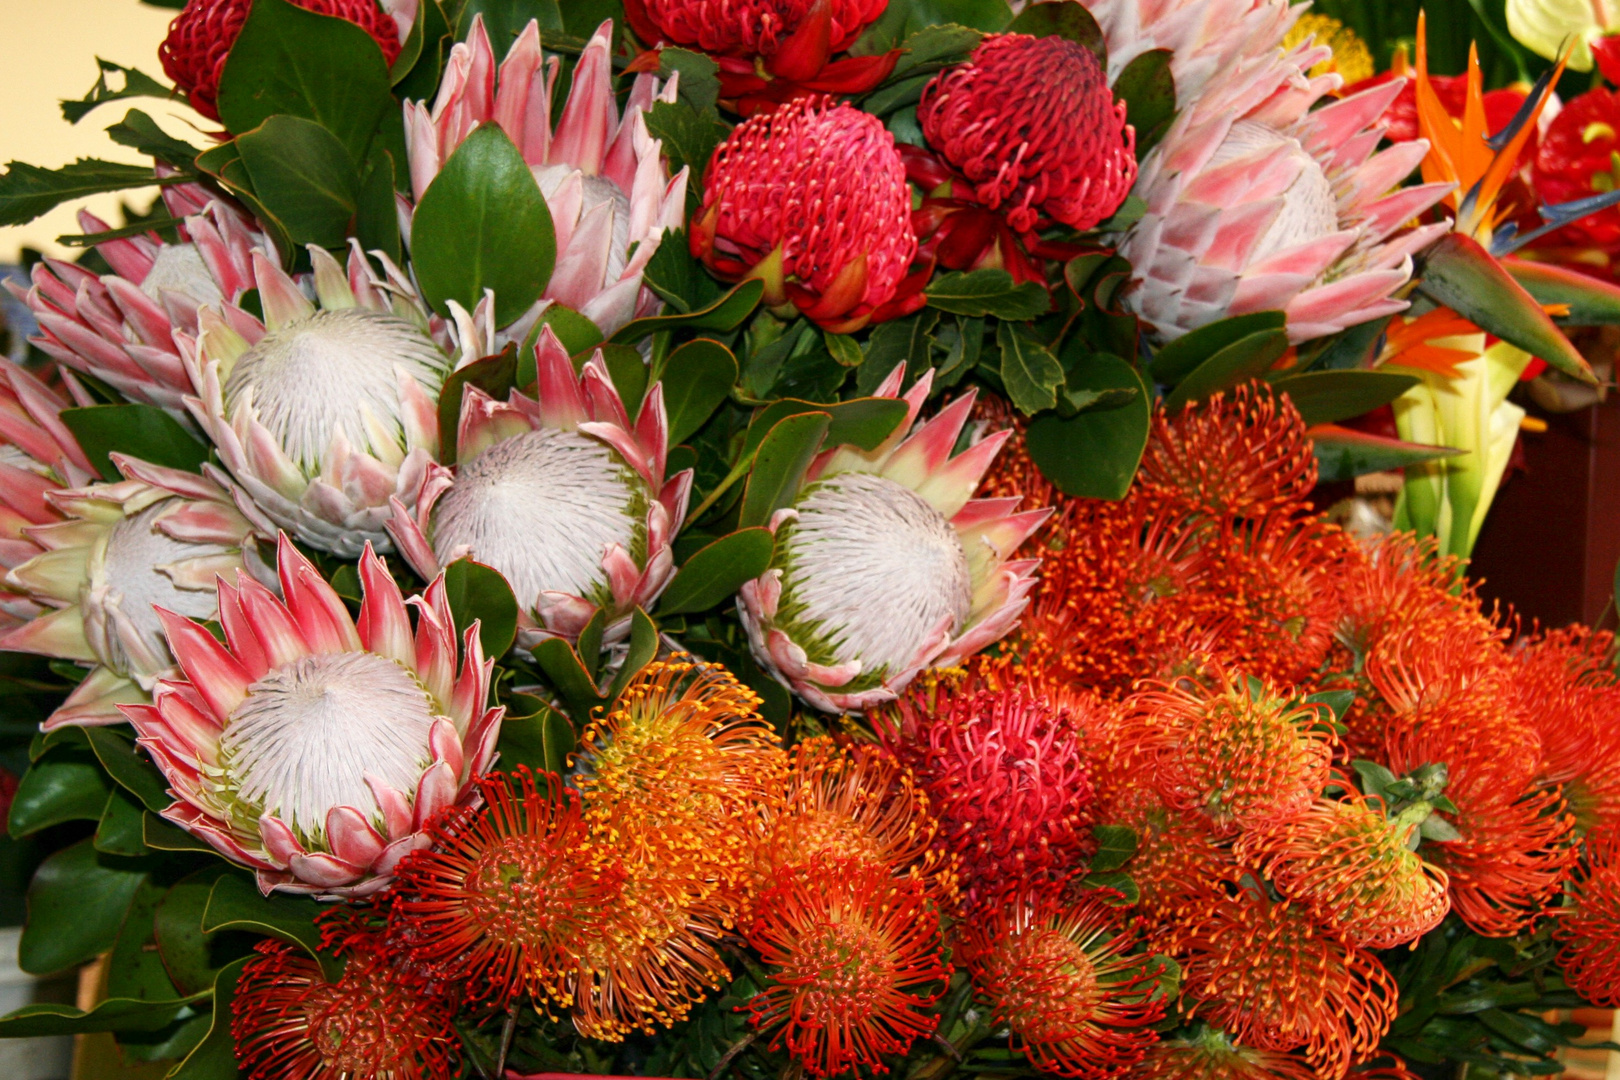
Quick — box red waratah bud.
[1533,88,1620,249]
[693,95,923,333]
[919,33,1137,233]
[161,0,404,121]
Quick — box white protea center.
[139,242,223,306]
[1210,121,1341,269]
[430,427,642,608]
[219,651,437,842]
[778,472,972,676]
[95,499,228,671]
[223,308,449,473]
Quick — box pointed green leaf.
[998,321,1065,414]
[95,789,149,857]
[1308,423,1465,483]
[105,109,201,170]
[657,528,774,616]
[203,872,340,980]
[1270,370,1421,426]
[662,339,739,446]
[1026,353,1151,499]
[165,956,250,1080]
[1148,311,1286,384]
[153,866,243,997]
[62,59,176,124]
[442,557,520,658]
[437,344,518,464]
[9,744,113,837]
[0,159,168,228]
[1088,825,1137,872]
[495,700,576,776]
[0,991,207,1038]
[1006,0,1105,62]
[1162,327,1290,412]
[925,268,1052,319]
[740,413,831,529]
[531,638,606,719]
[606,608,661,701]
[60,403,210,480]
[20,840,148,974]
[610,278,766,344]
[1113,49,1176,154]
[643,98,729,187]
[1504,255,1620,325]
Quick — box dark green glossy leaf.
[413,124,557,326]
[60,403,210,480]
[95,788,149,857]
[1079,869,1139,904]
[62,59,176,124]
[1148,311,1286,385]
[851,0,1011,53]
[998,321,1065,414]
[105,108,200,170]
[858,309,940,395]
[889,23,982,77]
[1026,352,1151,499]
[355,145,402,265]
[1162,328,1290,412]
[84,727,170,812]
[524,305,603,370]
[606,608,660,700]
[1270,370,1420,426]
[437,344,518,464]
[1007,1,1105,62]
[106,878,179,1002]
[925,269,1051,319]
[662,339,739,445]
[531,637,605,719]
[745,397,909,460]
[658,47,720,112]
[144,811,216,854]
[824,332,863,368]
[1309,423,1464,483]
[740,413,831,529]
[1505,255,1620,324]
[495,701,576,776]
[1089,825,1137,873]
[165,956,250,1080]
[1112,49,1176,154]
[610,278,765,343]
[0,158,169,228]
[203,871,339,980]
[601,342,648,418]
[442,557,520,658]
[153,866,242,997]
[657,528,774,616]
[454,0,563,46]
[0,991,206,1038]
[9,744,112,836]
[643,98,729,187]
[20,839,148,974]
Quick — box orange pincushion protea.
[1510,627,1620,833]
[1123,669,1337,836]
[745,857,950,1076]
[1234,795,1450,949]
[1174,890,1398,1077]
[956,887,1169,1079]
[384,769,628,1010]
[1101,784,1242,930]
[1131,1030,1321,1080]
[1554,826,1620,1006]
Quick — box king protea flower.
[737,366,1050,712]
[388,327,690,646]
[9,191,262,415]
[1082,0,1303,108]
[694,95,925,333]
[404,17,687,338]
[1120,8,1452,343]
[181,244,458,558]
[119,535,504,897]
[161,0,407,120]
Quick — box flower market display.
[8,0,1620,1077]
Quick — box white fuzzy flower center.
[779,472,971,675]
[141,243,222,306]
[431,427,639,610]
[98,500,227,668]
[221,651,437,842]
[1210,120,1340,269]
[223,308,448,473]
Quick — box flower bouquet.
[2,0,1620,1078]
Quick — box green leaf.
[1303,689,1355,722]
[1026,352,1151,499]
[0,991,207,1038]
[824,332,864,368]
[606,608,660,701]
[20,840,148,974]
[166,956,250,1080]
[9,743,113,836]
[998,321,1065,414]
[643,98,729,187]
[1352,759,1400,801]
[858,310,940,395]
[658,48,721,113]
[495,700,576,776]
[216,0,394,165]
[1112,49,1176,154]
[442,557,520,658]
[1162,327,1291,412]
[740,413,831,529]
[105,109,200,170]
[1006,0,1105,63]
[662,339,739,446]
[657,528,774,616]
[532,637,605,718]
[60,403,210,480]
[1088,825,1137,873]
[413,124,557,327]
[95,788,150,857]
[601,343,649,418]
[1504,255,1620,324]
[194,141,295,268]
[0,158,167,228]
[746,397,909,461]
[84,727,170,812]
[437,344,518,464]
[355,146,403,265]
[851,0,1012,53]
[144,811,216,854]
[62,59,176,124]
[1269,370,1420,426]
[1418,232,1596,384]
[528,304,604,362]
[925,269,1051,319]
[454,0,564,46]
[611,279,765,344]
[203,872,339,980]
[641,228,723,315]
[153,866,244,997]
[890,24,983,76]
[1149,311,1286,385]
[1309,423,1464,483]
[1079,869,1140,904]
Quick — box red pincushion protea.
[1511,626,1620,833]
[232,932,459,1080]
[1554,826,1620,1006]
[1532,89,1620,249]
[745,857,950,1076]
[877,684,1095,908]
[693,95,923,333]
[957,887,1168,1079]
[160,0,404,121]
[919,33,1137,234]
[1132,1030,1321,1080]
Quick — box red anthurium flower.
[1533,88,1620,249]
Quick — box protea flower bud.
[182,245,456,558]
[737,366,1050,712]
[119,536,504,897]
[919,33,1137,233]
[388,326,692,647]
[160,0,405,121]
[693,96,924,333]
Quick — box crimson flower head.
[920,33,1137,234]
[693,95,923,333]
[160,0,403,121]
[1533,88,1620,250]
[625,0,895,112]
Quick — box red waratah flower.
[384,768,630,1010]
[1554,825,1620,1006]
[160,0,404,121]
[1173,889,1398,1079]
[919,33,1137,235]
[957,887,1168,1079]
[1234,795,1451,949]
[878,684,1096,907]
[744,857,950,1077]
[1533,89,1620,250]
[623,0,896,113]
[693,95,924,333]
[231,931,459,1080]
[1511,626,1620,833]
[1123,669,1337,837]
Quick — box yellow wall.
[0,0,199,262]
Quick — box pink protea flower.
[919,33,1137,234]
[388,326,691,646]
[403,17,687,338]
[878,684,1095,908]
[7,188,263,415]
[737,366,1050,712]
[120,535,503,897]
[1080,0,1302,107]
[623,0,896,114]
[1119,7,1453,343]
[693,95,924,334]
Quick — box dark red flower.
[693,95,924,332]
[1533,88,1620,249]
[160,0,403,121]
